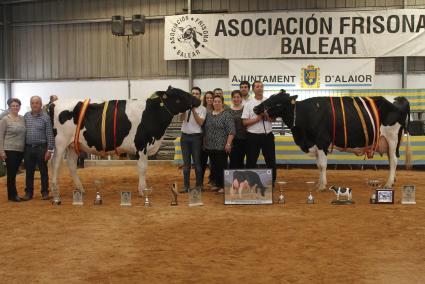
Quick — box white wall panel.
[193,77,228,93]
[130,79,188,100]
[11,79,187,114]
[374,74,402,88]
[407,74,425,88]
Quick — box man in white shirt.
[180,87,207,193]
[241,81,276,185]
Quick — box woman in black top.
[228,90,247,169]
[204,94,235,193]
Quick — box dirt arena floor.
[0,162,424,284]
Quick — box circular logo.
[266,170,272,175]
[169,15,209,59]
[224,170,229,176]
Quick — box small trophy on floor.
[367,179,381,204]
[143,188,152,207]
[306,181,315,204]
[307,192,315,204]
[94,179,104,205]
[277,181,287,205]
[94,191,102,205]
[171,182,178,206]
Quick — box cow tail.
[405,132,412,170]
[395,96,412,170]
[48,103,57,137]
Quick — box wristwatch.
[226,143,231,146]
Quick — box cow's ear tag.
[291,99,296,105]
[160,102,164,107]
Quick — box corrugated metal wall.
[5,0,425,81]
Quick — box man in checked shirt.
[21,96,55,201]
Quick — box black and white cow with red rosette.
[254,90,412,191]
[48,86,200,202]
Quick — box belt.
[182,133,202,136]
[26,143,47,148]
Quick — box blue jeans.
[24,144,49,196]
[181,133,203,188]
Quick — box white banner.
[164,9,425,60]
[229,59,375,90]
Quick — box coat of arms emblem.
[301,65,320,88]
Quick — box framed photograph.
[120,191,132,206]
[72,190,83,205]
[224,169,273,205]
[401,185,416,205]
[375,189,394,204]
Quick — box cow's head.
[149,86,200,116]
[254,90,298,121]
[177,25,201,48]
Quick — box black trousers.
[24,144,49,196]
[208,150,228,188]
[5,150,24,199]
[245,132,276,184]
[200,148,212,185]
[229,138,247,169]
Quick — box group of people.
[180,81,276,194]
[0,96,56,202]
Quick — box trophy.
[94,191,102,205]
[120,191,132,206]
[93,179,104,205]
[401,185,416,205]
[277,181,287,204]
[143,188,152,207]
[367,179,381,204]
[72,190,84,205]
[306,181,315,204]
[171,182,178,206]
[189,187,203,206]
[329,186,354,205]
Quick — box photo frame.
[401,185,416,205]
[120,191,132,206]
[375,189,394,204]
[224,169,273,205]
[72,190,83,205]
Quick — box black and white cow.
[49,86,200,200]
[231,170,267,197]
[254,90,411,190]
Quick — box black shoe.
[41,193,50,200]
[21,194,33,201]
[8,196,21,202]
